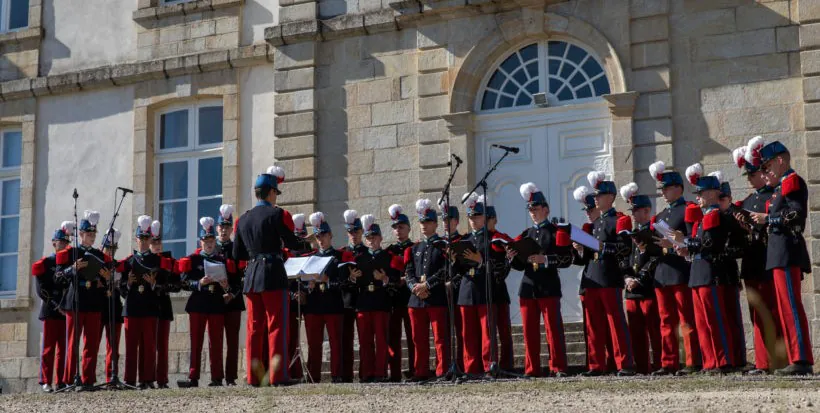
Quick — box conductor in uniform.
[233,165,302,386]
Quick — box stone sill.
[0,43,270,102]
[0,27,42,48]
[0,297,31,311]
[133,0,244,23]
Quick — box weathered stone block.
[700,78,800,112]
[0,358,21,378]
[631,41,669,69]
[190,20,216,38]
[280,2,317,22]
[321,13,366,40]
[630,0,668,19]
[1,79,32,99]
[802,50,820,75]
[274,67,314,93]
[777,25,800,52]
[804,77,820,102]
[633,92,671,120]
[418,71,448,97]
[357,78,394,105]
[374,146,418,172]
[364,9,398,34]
[20,357,38,379]
[801,22,820,49]
[216,16,239,34]
[362,125,398,149]
[631,67,670,93]
[159,26,186,44]
[400,75,417,99]
[78,66,114,89]
[278,157,317,180]
[274,112,316,137]
[347,106,372,129]
[417,119,448,144]
[419,142,450,168]
[372,100,414,125]
[419,48,448,72]
[724,106,792,136]
[736,1,790,31]
[274,90,315,115]
[806,102,820,129]
[205,32,240,49]
[693,53,789,88]
[199,50,231,70]
[274,135,317,159]
[694,29,776,61]
[417,95,449,120]
[417,22,447,50]
[634,143,673,170]
[229,44,271,66]
[805,131,820,155]
[348,151,375,175]
[633,118,672,145]
[278,180,316,204]
[273,42,315,70]
[630,16,668,43]
[418,168,448,191]
[800,0,820,23]
[360,170,417,197]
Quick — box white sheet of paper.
[203,259,228,283]
[285,256,332,281]
[652,220,685,248]
[570,225,600,251]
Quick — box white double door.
[474,104,612,323]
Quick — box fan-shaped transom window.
[479,40,611,111]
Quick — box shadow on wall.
[38,0,71,75]
[242,0,274,44]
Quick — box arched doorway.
[474,39,614,323]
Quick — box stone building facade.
[0,0,819,392]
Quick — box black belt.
[250,252,281,261]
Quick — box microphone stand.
[463,149,526,380]
[57,189,83,393]
[94,188,136,391]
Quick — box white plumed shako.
[416,198,432,214]
[519,182,539,201]
[292,213,306,231]
[150,220,161,238]
[573,186,592,203]
[219,204,234,220]
[267,165,286,183]
[84,210,100,226]
[462,192,479,208]
[388,204,403,220]
[709,171,724,183]
[648,161,665,182]
[309,212,324,228]
[137,215,152,232]
[732,147,747,168]
[343,209,358,225]
[361,214,376,232]
[200,217,215,230]
[745,135,765,166]
[685,163,703,186]
[61,221,75,233]
[619,182,639,203]
[587,171,606,189]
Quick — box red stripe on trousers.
[245,291,290,385]
[772,267,814,365]
[188,312,225,381]
[305,313,343,381]
[744,278,782,370]
[494,304,514,371]
[223,310,242,382]
[123,316,157,384]
[408,306,449,378]
[288,308,303,379]
[459,305,491,375]
[581,289,633,371]
[155,319,170,384]
[625,298,662,374]
[99,321,122,383]
[690,286,732,370]
[356,311,390,380]
[40,318,66,385]
[388,307,414,380]
[520,297,566,375]
[654,285,701,369]
[721,285,747,366]
[64,311,102,385]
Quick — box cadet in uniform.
[405,199,450,380]
[386,204,414,382]
[148,220,178,389]
[99,228,124,385]
[483,196,514,372]
[439,199,465,372]
[340,210,366,382]
[733,142,781,374]
[510,183,572,377]
[619,183,663,375]
[233,166,302,386]
[681,164,734,374]
[648,161,702,375]
[747,139,814,375]
[216,204,244,386]
[58,210,111,389]
[33,221,72,392]
[575,172,634,376]
[286,214,311,381]
[118,215,165,388]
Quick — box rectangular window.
[161,0,194,5]
[156,102,223,259]
[0,0,28,33]
[0,129,21,295]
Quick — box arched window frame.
[476,38,611,113]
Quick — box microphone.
[72,189,78,199]
[117,187,134,194]
[491,144,520,153]
[451,154,463,165]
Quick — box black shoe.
[617,369,636,377]
[208,380,223,387]
[55,383,67,391]
[225,380,237,386]
[77,383,95,392]
[775,363,813,376]
[157,383,169,389]
[651,367,675,376]
[746,368,768,376]
[552,371,568,378]
[177,379,199,388]
[676,365,701,376]
[580,370,603,377]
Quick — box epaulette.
[31,259,46,276]
[702,209,720,231]
[782,173,800,196]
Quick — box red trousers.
[452,304,465,371]
[388,306,414,380]
[772,267,814,365]
[691,286,733,370]
[494,304,514,370]
[123,316,157,384]
[99,321,122,382]
[744,278,782,369]
[287,307,303,380]
[654,285,701,369]
[356,311,390,380]
[342,309,357,382]
[188,312,224,381]
[520,297,566,375]
[722,285,747,366]
[40,318,66,385]
[224,311,242,382]
[582,289,633,371]
[625,299,662,374]
[245,291,290,385]
[155,319,170,385]
[460,305,491,375]
[409,307,449,378]
[305,313,343,381]
[64,311,101,385]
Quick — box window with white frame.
[0,0,28,33]
[161,0,195,5]
[0,129,21,295]
[155,102,223,260]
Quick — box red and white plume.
[619,182,639,203]
[745,136,765,167]
[685,163,703,186]
[416,198,433,215]
[519,182,539,202]
[361,214,376,232]
[266,165,286,184]
[110,228,121,245]
[292,213,306,231]
[309,212,325,228]
[219,204,234,221]
[477,194,491,207]
[150,220,161,238]
[732,146,747,168]
[462,192,479,209]
[709,170,725,183]
[343,209,358,225]
[137,215,152,233]
[199,217,215,231]
[437,198,448,213]
[61,221,75,234]
[84,210,100,226]
[388,204,403,220]
[587,171,606,188]
[573,186,592,204]
[648,161,665,182]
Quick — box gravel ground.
[3,376,820,412]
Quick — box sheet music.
[203,259,228,283]
[570,225,600,251]
[652,220,685,248]
[285,256,332,281]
